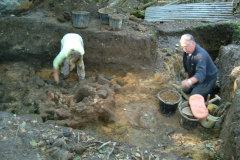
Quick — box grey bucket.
[179,101,200,130]
[72,11,90,28]
[98,8,116,24]
[109,14,126,31]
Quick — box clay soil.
[0,0,240,160]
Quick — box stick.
[137,0,158,10]
[14,125,20,142]
[217,102,231,117]
[206,94,210,107]
[107,142,116,160]
[98,141,111,150]
[166,131,175,136]
[85,143,96,148]
[82,141,104,143]
[180,90,189,100]
[141,151,144,160]
[132,155,140,160]
[212,103,224,116]
[78,132,79,143]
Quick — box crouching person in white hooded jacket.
[53,33,85,84]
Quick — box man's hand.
[53,68,60,84]
[181,79,191,90]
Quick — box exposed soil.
[0,0,240,160]
[159,90,181,103]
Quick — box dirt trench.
[0,1,240,159]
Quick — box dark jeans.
[182,76,217,100]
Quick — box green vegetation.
[224,22,240,44]
[193,22,212,30]
[152,30,157,37]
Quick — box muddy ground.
[0,0,240,160]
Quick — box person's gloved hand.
[181,79,191,90]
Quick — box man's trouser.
[182,76,217,100]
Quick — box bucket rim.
[72,11,90,15]
[109,14,126,20]
[157,90,182,105]
[203,114,221,121]
[98,8,116,14]
[179,101,200,121]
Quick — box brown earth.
[0,0,240,160]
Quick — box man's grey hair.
[180,34,195,43]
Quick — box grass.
[152,30,157,37]
[193,22,212,30]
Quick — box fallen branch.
[14,125,20,142]
[166,131,175,136]
[118,7,145,17]
[138,0,158,10]
[120,0,130,7]
[107,142,116,160]
[85,143,96,148]
[107,0,126,8]
[132,155,140,160]
[98,141,111,150]
[82,141,104,143]
[141,151,144,160]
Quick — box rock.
[35,77,45,86]
[111,84,123,94]
[137,25,147,32]
[129,15,142,23]
[97,75,110,85]
[57,15,66,22]
[162,48,168,52]
[74,143,86,154]
[63,132,71,137]
[28,76,45,86]
[60,88,69,94]
[44,79,54,85]
[52,138,69,150]
[97,90,107,99]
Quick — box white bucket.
[200,114,220,128]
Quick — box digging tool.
[180,90,189,100]
[217,102,231,117]
[207,94,221,104]
[212,103,224,116]
[206,94,210,107]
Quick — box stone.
[162,48,168,52]
[74,143,86,154]
[97,90,107,99]
[111,84,123,94]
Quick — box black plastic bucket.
[157,90,182,116]
[72,11,90,28]
[179,101,200,130]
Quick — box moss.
[152,30,157,37]
[223,22,240,44]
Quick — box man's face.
[180,39,195,54]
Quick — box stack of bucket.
[98,8,126,31]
